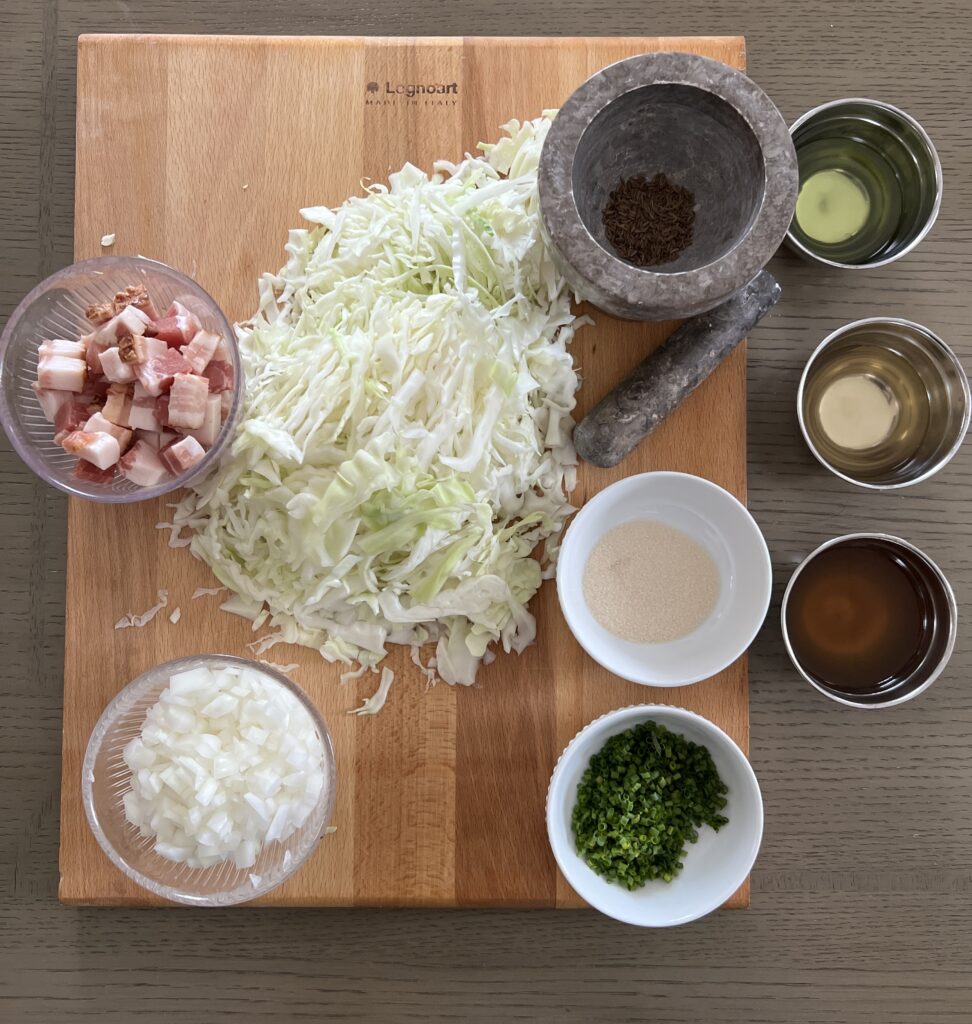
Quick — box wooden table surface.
[1,2,969,1022]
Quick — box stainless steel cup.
[785,98,942,268]
[781,533,957,709]
[798,317,970,489]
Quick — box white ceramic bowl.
[546,704,763,927]
[556,472,772,686]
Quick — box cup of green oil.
[785,99,941,268]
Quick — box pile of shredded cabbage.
[172,114,585,695]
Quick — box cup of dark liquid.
[781,534,956,708]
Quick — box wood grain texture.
[62,33,749,909]
[2,1,971,1022]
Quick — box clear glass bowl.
[0,256,244,502]
[82,655,336,906]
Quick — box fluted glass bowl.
[82,655,336,906]
[0,256,243,502]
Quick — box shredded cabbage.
[172,114,585,687]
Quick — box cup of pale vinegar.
[798,318,970,489]
[785,99,941,268]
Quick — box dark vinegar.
[785,540,933,694]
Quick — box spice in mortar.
[572,720,729,889]
[602,172,696,267]
[582,520,720,643]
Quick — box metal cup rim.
[784,97,943,269]
[780,532,958,709]
[796,316,972,490]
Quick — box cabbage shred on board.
[172,115,585,688]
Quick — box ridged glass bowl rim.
[81,654,336,906]
[0,255,244,503]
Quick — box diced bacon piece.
[84,411,133,451]
[119,440,170,487]
[98,345,137,383]
[60,430,120,470]
[220,389,233,417]
[151,315,201,348]
[128,403,160,432]
[181,329,220,373]
[167,373,209,429]
[40,339,86,360]
[154,394,170,427]
[31,383,72,423]
[134,349,194,397]
[53,399,91,437]
[213,337,231,361]
[202,360,234,393]
[84,337,107,374]
[73,459,115,484]
[134,429,161,450]
[38,354,86,392]
[117,333,148,364]
[113,284,158,320]
[160,435,206,475]
[85,377,111,401]
[187,394,222,448]
[85,301,115,325]
[103,383,134,427]
[90,304,152,344]
[142,335,169,360]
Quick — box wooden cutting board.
[62,34,750,908]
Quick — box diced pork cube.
[152,301,201,348]
[118,333,150,365]
[135,349,194,397]
[187,394,222,448]
[181,330,221,374]
[39,339,86,360]
[213,337,231,362]
[128,405,160,432]
[31,383,72,423]
[160,435,206,475]
[85,337,108,375]
[84,411,133,451]
[90,304,152,345]
[98,345,137,383]
[134,429,161,450]
[154,394,170,427]
[118,440,170,487]
[85,301,115,325]
[53,398,92,437]
[202,360,234,393]
[113,284,158,320]
[220,389,234,417]
[85,378,111,402]
[167,373,209,429]
[60,430,121,470]
[37,354,86,392]
[103,383,134,427]
[73,459,115,484]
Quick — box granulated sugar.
[582,519,721,643]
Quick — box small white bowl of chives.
[556,471,772,687]
[546,704,763,927]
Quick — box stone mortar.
[539,52,798,321]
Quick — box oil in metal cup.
[781,534,957,709]
[798,318,970,489]
[785,99,941,268]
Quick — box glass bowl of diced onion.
[82,654,336,906]
[0,255,243,502]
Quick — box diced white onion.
[121,664,326,870]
